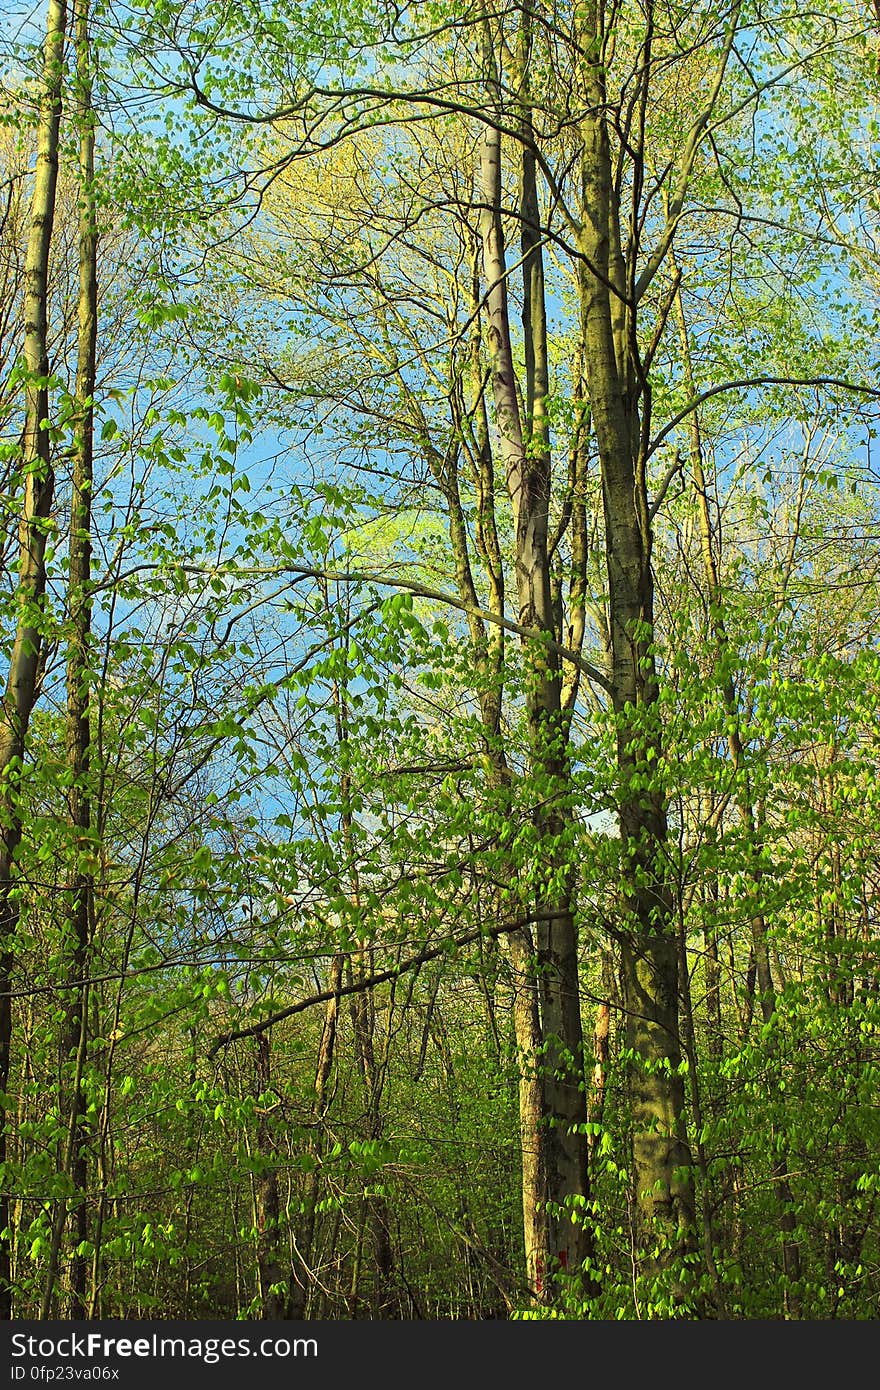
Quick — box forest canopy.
[0,0,878,1321]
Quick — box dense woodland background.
[1,0,879,1321]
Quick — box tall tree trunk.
[507,924,549,1300]
[0,0,68,1319]
[448,235,552,1302]
[287,952,343,1319]
[288,589,356,1318]
[347,954,397,1317]
[59,0,97,1317]
[575,4,697,1282]
[253,1034,286,1318]
[476,15,592,1294]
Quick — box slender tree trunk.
[334,594,399,1317]
[288,591,352,1318]
[41,1007,89,1319]
[507,926,549,1299]
[443,474,551,1300]
[58,0,97,1317]
[586,949,614,1163]
[676,902,726,1315]
[253,1034,286,1318]
[447,234,552,1303]
[287,952,343,1319]
[0,0,68,1319]
[701,827,724,1059]
[574,16,697,1283]
[476,27,592,1293]
[347,955,398,1317]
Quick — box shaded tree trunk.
[574,2,698,1281]
[476,16,592,1294]
[507,925,549,1299]
[253,1034,286,1319]
[60,0,98,1317]
[287,952,343,1319]
[0,0,68,1319]
[449,229,554,1303]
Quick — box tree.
[0,0,68,1318]
[1,0,878,1321]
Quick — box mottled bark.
[447,273,552,1297]
[575,2,697,1275]
[507,925,550,1300]
[476,19,592,1290]
[586,950,614,1164]
[0,0,68,1319]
